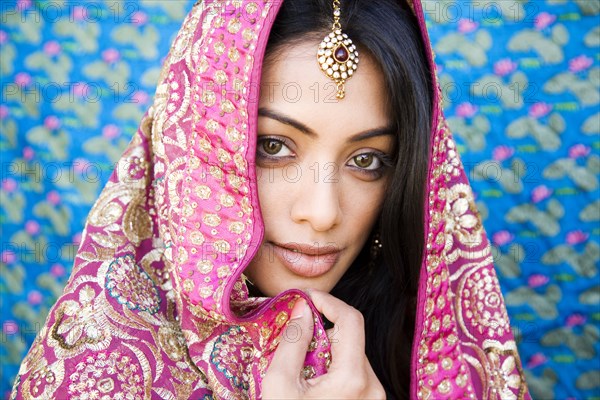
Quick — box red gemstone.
[334,45,349,62]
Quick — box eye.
[256,137,294,158]
[348,153,382,170]
[263,139,283,155]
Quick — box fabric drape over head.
[11,1,530,399]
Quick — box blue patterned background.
[1,1,598,398]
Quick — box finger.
[307,290,365,367]
[268,297,315,381]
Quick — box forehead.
[258,41,390,134]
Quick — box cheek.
[338,179,387,242]
[255,167,288,223]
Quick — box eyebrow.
[257,107,395,142]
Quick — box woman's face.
[244,40,393,296]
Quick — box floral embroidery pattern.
[210,326,253,391]
[49,285,112,357]
[68,351,144,399]
[106,255,161,314]
[484,341,527,400]
[462,267,511,338]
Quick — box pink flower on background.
[15,72,32,87]
[25,220,40,235]
[0,105,7,120]
[102,124,121,139]
[493,59,518,77]
[528,102,552,118]
[492,145,514,162]
[131,11,148,26]
[72,233,83,246]
[534,12,556,30]
[133,91,150,105]
[73,158,91,173]
[1,250,16,264]
[16,0,31,11]
[47,190,61,205]
[527,353,548,369]
[50,263,66,277]
[566,230,589,245]
[458,19,478,34]
[0,30,7,45]
[43,41,61,56]
[528,274,550,288]
[566,313,586,327]
[455,102,478,118]
[44,115,61,130]
[2,178,17,193]
[27,290,43,305]
[72,82,89,98]
[2,321,18,335]
[531,185,552,203]
[72,6,88,21]
[492,230,514,246]
[23,146,35,161]
[568,144,591,159]
[569,55,593,73]
[102,48,120,64]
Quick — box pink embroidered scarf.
[11,1,530,399]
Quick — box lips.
[270,242,342,278]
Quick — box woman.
[11,0,530,399]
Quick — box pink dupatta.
[11,1,530,399]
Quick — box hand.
[262,290,386,399]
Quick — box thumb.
[269,298,314,380]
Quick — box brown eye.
[347,152,387,174]
[353,154,373,168]
[263,139,283,155]
[257,137,294,159]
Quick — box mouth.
[269,241,343,278]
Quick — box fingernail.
[290,298,307,320]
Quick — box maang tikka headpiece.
[317,0,359,99]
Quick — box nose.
[290,166,342,232]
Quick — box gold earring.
[317,0,359,99]
[367,231,382,273]
[370,231,382,261]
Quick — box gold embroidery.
[190,231,205,245]
[246,3,259,14]
[197,260,213,274]
[220,193,235,207]
[228,47,240,62]
[456,263,511,341]
[195,185,212,199]
[437,379,451,394]
[226,125,241,142]
[484,340,527,400]
[68,351,144,398]
[123,191,153,246]
[106,255,161,314]
[218,148,232,163]
[203,213,222,227]
[214,41,226,55]
[49,285,112,357]
[20,360,65,399]
[444,183,483,249]
[227,18,241,34]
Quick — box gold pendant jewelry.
[317,0,359,99]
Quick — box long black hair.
[264,0,433,398]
